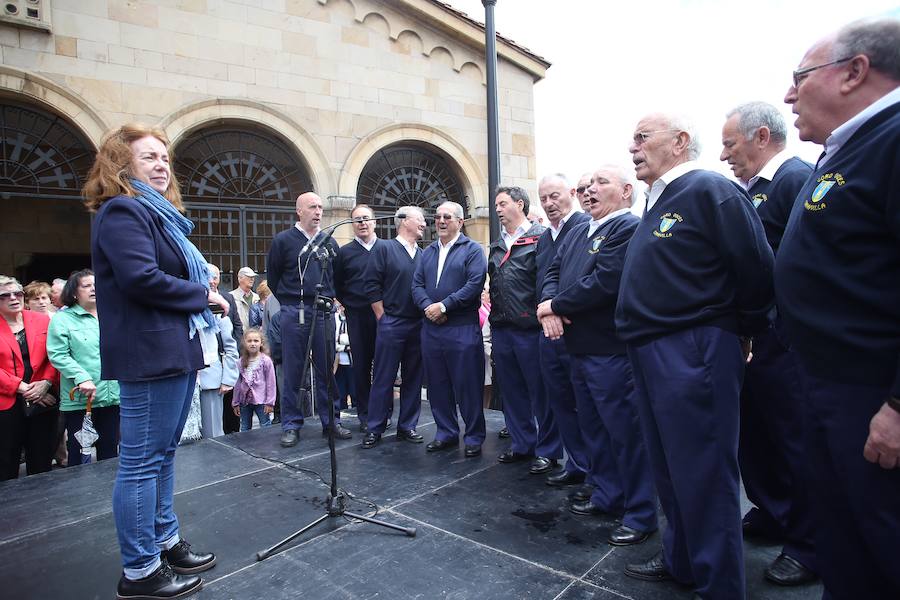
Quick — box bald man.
[267,192,349,447]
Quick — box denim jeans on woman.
[239,404,271,431]
[113,372,196,579]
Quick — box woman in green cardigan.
[47,269,120,462]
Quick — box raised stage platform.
[0,403,822,599]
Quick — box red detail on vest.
[499,235,540,266]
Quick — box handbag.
[20,391,56,417]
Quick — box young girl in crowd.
[232,328,276,431]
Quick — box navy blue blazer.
[92,195,209,382]
[412,234,487,327]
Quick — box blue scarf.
[130,179,218,339]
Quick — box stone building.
[0,0,547,286]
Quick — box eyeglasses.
[576,186,587,194]
[792,56,853,87]
[352,216,373,223]
[632,129,679,146]
[0,291,24,301]
[434,214,457,221]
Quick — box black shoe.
[498,427,510,439]
[280,429,299,447]
[322,425,352,440]
[162,540,216,575]
[117,560,202,600]
[624,551,672,582]
[764,553,818,586]
[359,422,368,433]
[571,484,594,503]
[271,415,281,425]
[546,470,586,487]
[608,524,652,546]
[426,438,459,452]
[529,457,558,474]
[397,429,424,443]
[497,449,532,464]
[361,432,381,449]
[464,444,482,457]
[569,500,614,517]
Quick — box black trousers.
[63,405,120,463]
[0,396,58,480]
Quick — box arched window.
[356,143,467,242]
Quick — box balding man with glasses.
[615,113,774,599]
[776,18,900,599]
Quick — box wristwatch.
[439,303,447,314]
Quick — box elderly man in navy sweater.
[540,165,657,547]
[361,207,427,448]
[720,101,817,587]
[267,192,349,448]
[334,204,380,432]
[412,201,487,457]
[535,175,591,495]
[777,18,900,599]
[615,113,774,599]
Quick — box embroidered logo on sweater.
[653,212,683,238]
[805,172,844,212]
[588,235,605,254]
[752,193,767,209]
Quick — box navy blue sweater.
[543,212,639,356]
[412,234,487,327]
[776,102,900,395]
[748,156,813,254]
[364,238,421,319]
[266,227,340,305]
[616,170,775,344]
[335,238,379,309]
[535,211,591,305]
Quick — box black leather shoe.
[361,432,381,449]
[498,427,511,439]
[608,524,652,546]
[464,444,481,457]
[571,484,594,503]
[426,438,459,452]
[322,425,352,440]
[569,500,613,517]
[280,429,299,447]
[359,422,368,433]
[624,551,672,582]
[162,540,216,575]
[397,429,424,443]
[546,470,586,487]
[117,560,202,600]
[764,553,818,586]
[497,449,532,463]
[529,457,558,474]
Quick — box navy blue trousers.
[492,327,562,458]
[421,321,485,446]
[539,336,590,475]
[280,304,341,431]
[739,324,816,570]
[344,306,376,425]
[803,374,900,599]
[367,315,423,435]
[628,327,745,599]
[571,353,657,532]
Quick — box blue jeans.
[113,372,196,579]
[240,404,272,431]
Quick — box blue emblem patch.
[653,212,683,238]
[805,172,844,212]
[752,193,767,209]
[811,181,835,203]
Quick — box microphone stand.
[257,218,416,561]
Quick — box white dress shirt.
[587,207,632,238]
[500,220,529,249]
[746,149,793,190]
[820,85,900,168]
[436,232,461,285]
[549,209,576,241]
[645,161,701,213]
[355,235,377,251]
[396,236,418,259]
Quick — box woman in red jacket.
[0,275,59,480]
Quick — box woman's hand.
[219,384,233,395]
[208,290,229,315]
[264,405,273,414]
[232,405,241,417]
[76,380,97,402]
[23,380,51,401]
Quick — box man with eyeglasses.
[615,113,774,599]
[488,186,562,474]
[720,101,817,587]
[539,165,657,547]
[412,201,487,457]
[361,207,427,448]
[535,174,592,496]
[776,17,900,598]
[575,173,592,211]
[335,204,382,433]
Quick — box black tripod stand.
[257,221,416,561]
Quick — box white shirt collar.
[295,222,320,238]
[396,236,418,257]
[821,86,900,168]
[440,232,461,250]
[747,149,793,189]
[549,209,576,240]
[587,207,632,237]
[500,220,529,249]
[646,160,701,213]
[355,235,377,251]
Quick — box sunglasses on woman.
[0,291,24,301]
